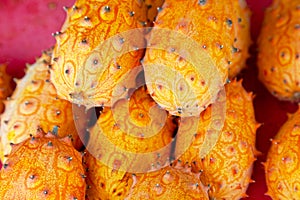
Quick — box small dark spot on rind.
[67,156,73,162]
[65,69,70,74]
[198,0,207,6]
[238,18,242,23]
[202,45,207,49]
[3,163,8,169]
[139,21,147,26]
[129,11,135,17]
[295,24,300,29]
[226,18,233,27]
[84,16,90,21]
[296,54,300,59]
[43,190,48,195]
[104,5,111,12]
[93,59,98,65]
[47,141,53,146]
[81,39,87,44]
[29,175,35,179]
[177,107,183,114]
[157,7,163,12]
[271,66,275,72]
[232,46,239,53]
[283,79,287,84]
[281,52,285,57]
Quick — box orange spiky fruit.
[0,50,90,163]
[84,150,134,200]
[264,108,300,199]
[84,86,176,199]
[177,79,258,200]
[0,129,86,199]
[142,0,251,116]
[50,0,148,108]
[257,0,300,101]
[125,163,209,200]
[0,64,14,113]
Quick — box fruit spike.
[0,64,14,114]
[124,165,209,199]
[264,108,300,199]
[0,129,86,199]
[86,86,176,175]
[50,0,149,108]
[257,0,300,101]
[0,49,90,163]
[142,0,251,117]
[177,79,258,200]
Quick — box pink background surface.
[0,0,297,199]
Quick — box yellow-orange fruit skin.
[229,0,252,78]
[257,0,300,101]
[85,86,176,199]
[0,50,89,163]
[0,130,86,200]
[178,80,258,200]
[143,0,251,116]
[125,164,209,200]
[50,0,148,108]
[84,150,134,200]
[0,64,14,114]
[264,108,300,200]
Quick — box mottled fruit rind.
[50,0,148,108]
[143,0,251,116]
[178,79,259,200]
[257,0,300,101]
[0,130,86,200]
[0,50,89,163]
[84,150,134,200]
[84,86,176,199]
[0,64,14,113]
[125,163,209,200]
[264,108,300,199]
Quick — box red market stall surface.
[0,0,298,199]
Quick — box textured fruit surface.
[125,163,209,200]
[0,130,86,199]
[0,50,89,162]
[144,0,165,26]
[229,0,252,78]
[257,0,300,101]
[86,86,176,174]
[84,86,176,199]
[84,150,134,200]
[0,64,14,113]
[50,0,148,108]
[178,80,258,200]
[143,0,251,117]
[264,108,300,199]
